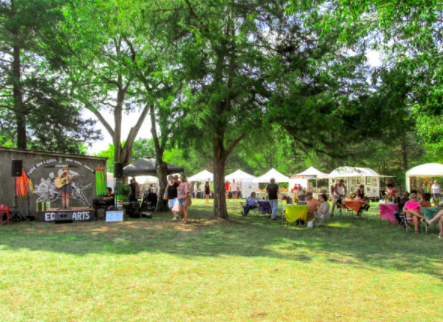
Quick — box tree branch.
[225,132,247,157]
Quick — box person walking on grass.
[205,181,211,204]
[166,175,179,221]
[231,179,239,202]
[266,178,279,220]
[177,175,191,224]
[225,180,230,201]
[193,182,198,198]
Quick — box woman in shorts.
[177,175,191,224]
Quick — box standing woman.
[166,175,179,220]
[205,181,211,204]
[193,182,198,198]
[177,175,191,224]
[225,180,230,200]
[58,165,73,209]
[231,179,238,202]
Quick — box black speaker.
[114,163,123,178]
[11,160,23,177]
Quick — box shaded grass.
[0,199,442,321]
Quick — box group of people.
[241,178,331,224]
[392,180,443,237]
[225,180,241,202]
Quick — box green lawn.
[1,200,442,322]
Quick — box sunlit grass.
[0,199,442,321]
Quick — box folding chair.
[239,202,259,216]
[258,201,271,216]
[420,208,440,234]
[314,214,327,228]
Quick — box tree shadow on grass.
[0,203,442,280]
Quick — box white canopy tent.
[328,166,383,199]
[225,169,259,197]
[188,170,214,182]
[289,166,329,193]
[253,168,290,183]
[406,163,443,192]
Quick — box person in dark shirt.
[166,175,179,220]
[394,192,410,226]
[266,178,279,220]
[92,187,115,212]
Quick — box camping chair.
[239,202,259,216]
[420,207,440,234]
[400,211,415,232]
[314,213,327,228]
[258,201,271,216]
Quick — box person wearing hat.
[403,193,425,233]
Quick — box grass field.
[1,199,442,322]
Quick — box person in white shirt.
[431,180,441,201]
[331,179,346,216]
[193,182,198,198]
[231,179,238,202]
[200,182,205,199]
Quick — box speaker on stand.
[10,160,27,222]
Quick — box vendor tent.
[123,158,184,177]
[225,170,258,197]
[188,170,214,182]
[253,168,290,183]
[289,166,329,193]
[406,163,443,192]
[328,167,382,199]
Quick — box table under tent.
[225,169,258,198]
[406,163,443,194]
[289,166,329,197]
[328,167,386,200]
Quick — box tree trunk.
[12,45,26,149]
[155,161,169,211]
[213,137,229,219]
[149,105,169,211]
[401,140,408,172]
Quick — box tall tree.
[58,1,150,166]
[0,0,98,151]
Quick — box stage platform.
[36,207,95,222]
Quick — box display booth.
[406,163,443,193]
[289,166,329,193]
[328,167,383,199]
[253,168,290,199]
[225,169,258,198]
[188,170,214,182]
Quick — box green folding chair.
[421,207,441,234]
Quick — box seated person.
[425,208,443,238]
[355,185,365,199]
[386,183,398,200]
[420,193,431,208]
[316,194,330,220]
[394,192,410,225]
[298,190,307,203]
[403,193,425,233]
[306,192,321,222]
[93,187,115,211]
[242,192,259,216]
